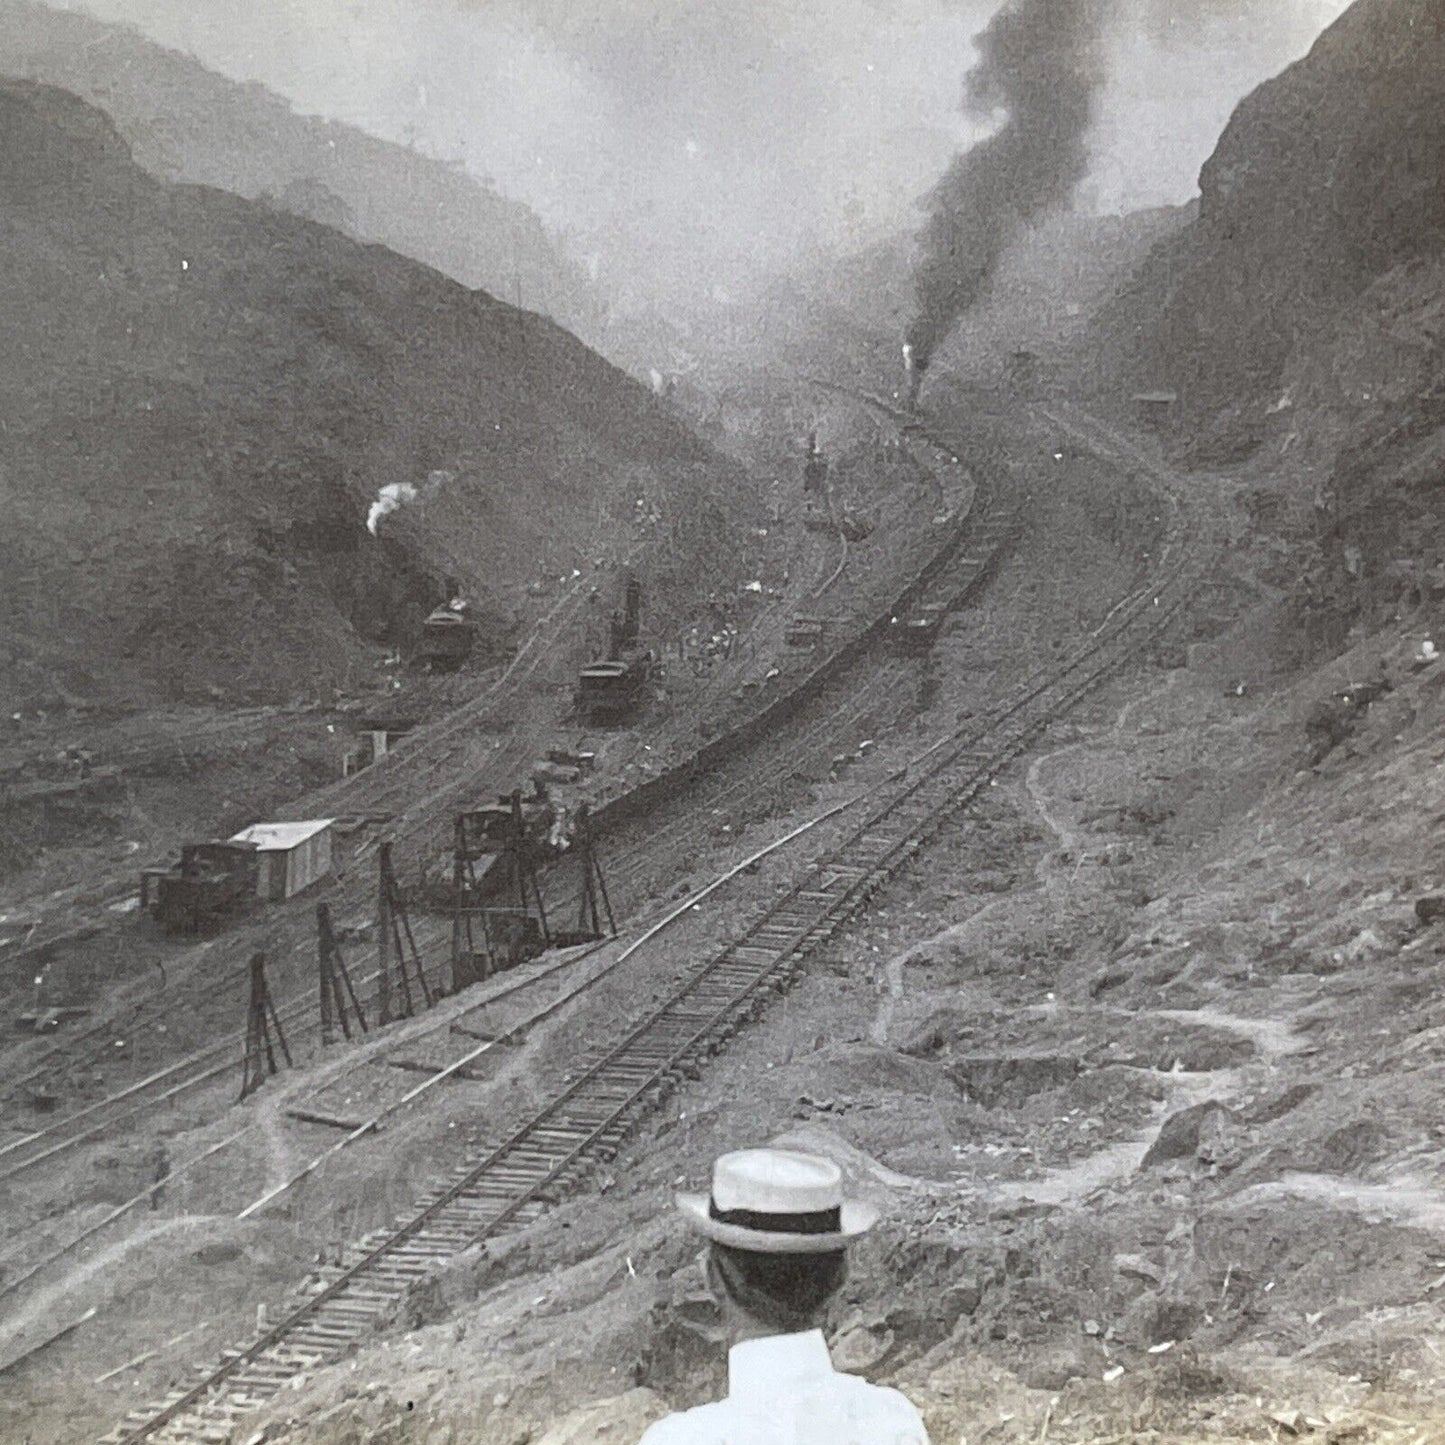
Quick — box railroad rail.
[5,474,1012,1189]
[103,415,1214,1445]
[3,407,983,1170]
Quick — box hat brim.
[675,1192,878,1254]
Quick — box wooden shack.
[228,819,334,902]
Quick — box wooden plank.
[386,1058,485,1081]
[285,1110,372,1133]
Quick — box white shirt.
[638,1329,930,1445]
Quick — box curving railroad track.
[1,405,987,1189]
[563,484,1018,917]
[101,407,1216,1445]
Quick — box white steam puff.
[366,481,419,535]
[365,470,456,535]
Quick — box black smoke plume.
[907,0,1110,388]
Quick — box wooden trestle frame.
[375,841,432,1025]
[240,951,292,1099]
[450,794,617,991]
[316,900,368,1043]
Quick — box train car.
[140,840,260,933]
[575,575,654,722]
[458,791,555,859]
[575,655,653,720]
[418,599,478,672]
[451,790,560,979]
[889,598,950,653]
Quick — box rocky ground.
[4,1,1442,1437]
[78,406,1445,1445]
[0,396,1123,1436]
[0,383,949,1100]
[0,385,976,1434]
[15,395,1445,1445]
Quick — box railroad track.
[587,495,1019,910]
[5,393,957,1128]
[320,422,947,851]
[103,417,1213,1445]
[4,407,983,1160]
[6,459,1002,1318]
[0,926,453,1188]
[12,420,1011,1406]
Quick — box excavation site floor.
[12,392,1445,1445]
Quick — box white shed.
[228,819,334,902]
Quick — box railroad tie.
[500,1150,563,1170]
[104,475,1204,1445]
[339,1286,402,1305]
[730,943,784,964]
[419,1225,481,1245]
[173,1424,232,1445]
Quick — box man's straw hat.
[675,1148,877,1255]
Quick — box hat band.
[708,1199,842,1235]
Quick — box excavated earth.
[0,395,1142,1440]
[6,5,1445,1438]
[8,387,1445,1445]
[223,411,1445,1445]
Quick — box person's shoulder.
[824,1372,931,1441]
[637,1398,730,1445]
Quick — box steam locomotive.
[575,575,656,722]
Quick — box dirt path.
[1023,668,1187,871]
[1024,747,1091,862]
[1233,1171,1445,1236]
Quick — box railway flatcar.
[140,840,260,933]
[889,598,950,653]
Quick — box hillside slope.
[0,0,603,342]
[0,80,745,713]
[1091,0,1445,461]
[935,205,1191,388]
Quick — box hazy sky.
[52,0,1352,312]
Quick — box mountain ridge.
[0,78,745,713]
[0,0,605,344]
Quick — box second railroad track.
[103,409,1216,1445]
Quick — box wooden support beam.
[240,952,292,1100]
[284,1110,374,1133]
[386,1058,485,1082]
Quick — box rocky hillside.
[0,80,745,713]
[650,205,1187,467]
[0,0,603,343]
[935,205,1191,389]
[1091,0,1445,462]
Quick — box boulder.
[1140,1101,1235,1169]
[1114,1253,1165,1287]
[535,1389,670,1445]
[1415,896,1445,926]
